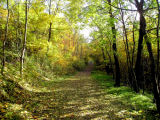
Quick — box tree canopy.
[0,0,160,119]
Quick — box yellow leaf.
[1,109,6,113]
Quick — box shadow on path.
[25,65,140,120]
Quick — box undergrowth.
[91,71,160,120]
[0,55,86,119]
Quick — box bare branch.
[104,0,138,12]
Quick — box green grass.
[91,71,159,119]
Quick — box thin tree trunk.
[101,47,108,73]
[80,44,83,58]
[73,32,77,56]
[105,46,113,70]
[132,23,136,67]
[107,0,121,86]
[1,0,9,75]
[16,0,21,50]
[20,0,28,76]
[144,34,160,114]
[76,41,79,57]
[106,38,114,78]
[48,23,52,42]
[120,5,138,91]
[48,0,52,43]
[101,47,106,61]
[120,4,131,66]
[105,46,114,77]
[46,0,52,55]
[156,0,160,89]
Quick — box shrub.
[72,59,86,71]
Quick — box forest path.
[27,65,135,120]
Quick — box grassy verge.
[0,56,75,119]
[91,71,160,120]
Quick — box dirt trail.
[26,65,136,120]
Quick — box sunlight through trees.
[0,0,160,119]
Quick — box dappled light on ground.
[2,66,158,119]
[4,65,149,120]
[19,81,51,93]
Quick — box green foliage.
[91,71,156,111]
[0,0,160,119]
[4,112,22,120]
[0,0,90,79]
[72,59,86,71]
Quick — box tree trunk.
[134,0,146,92]
[48,0,52,43]
[105,46,113,69]
[134,13,144,92]
[120,4,131,65]
[80,44,83,59]
[144,35,160,114]
[1,0,9,75]
[101,47,108,73]
[156,0,160,90]
[132,23,136,67]
[46,0,52,55]
[48,23,52,42]
[107,0,121,86]
[16,0,21,50]
[76,41,79,57]
[120,5,138,91]
[134,0,160,114]
[20,0,28,76]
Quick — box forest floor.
[1,65,159,119]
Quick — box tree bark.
[132,23,136,67]
[144,35,160,114]
[134,0,160,114]
[156,0,160,90]
[20,0,28,76]
[1,0,9,75]
[48,0,52,42]
[101,47,108,73]
[105,47,113,68]
[16,0,21,50]
[134,0,145,92]
[48,23,52,42]
[107,0,121,86]
[46,0,52,55]
[80,44,83,59]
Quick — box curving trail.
[26,65,138,120]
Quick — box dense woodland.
[0,0,160,119]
